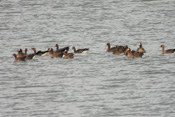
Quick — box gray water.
[1,0,175,117]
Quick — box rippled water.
[1,0,175,117]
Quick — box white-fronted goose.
[63,50,74,59]
[25,48,36,60]
[49,48,63,58]
[72,46,89,53]
[13,53,26,62]
[160,45,175,54]
[54,44,69,53]
[137,43,146,53]
[106,43,117,52]
[16,49,25,58]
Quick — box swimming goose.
[106,43,117,52]
[160,45,175,54]
[72,46,89,53]
[137,43,146,53]
[25,48,36,60]
[13,53,26,62]
[49,48,63,58]
[54,44,69,53]
[16,49,25,58]
[63,50,74,59]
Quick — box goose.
[137,43,146,53]
[49,48,63,58]
[106,43,117,52]
[13,53,26,62]
[72,46,89,53]
[25,48,36,60]
[160,45,175,54]
[54,44,69,53]
[63,50,74,59]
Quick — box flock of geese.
[107,43,175,57]
[13,44,89,62]
[13,43,175,62]
[106,43,146,58]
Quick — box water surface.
[0,0,175,117]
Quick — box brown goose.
[13,53,26,62]
[25,48,36,60]
[137,43,146,53]
[63,50,74,59]
[125,48,135,58]
[49,48,63,58]
[160,45,175,54]
[16,49,25,58]
[106,43,117,52]
[54,44,69,53]
[72,46,89,53]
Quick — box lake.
[0,0,175,117]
